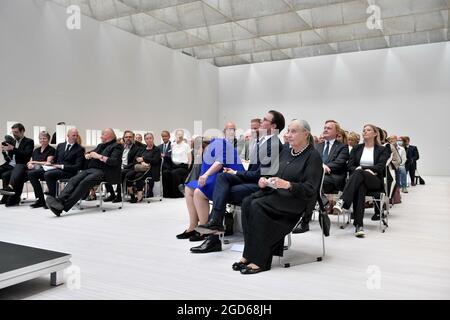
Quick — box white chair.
[280,168,327,268]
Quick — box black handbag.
[319,211,331,237]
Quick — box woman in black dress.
[234,119,323,274]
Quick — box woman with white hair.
[233,119,323,274]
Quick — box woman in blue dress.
[177,136,244,241]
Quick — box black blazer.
[348,143,391,184]
[405,145,419,170]
[5,137,34,165]
[53,142,85,174]
[122,144,141,170]
[136,146,162,181]
[236,135,283,183]
[158,142,172,169]
[315,140,349,189]
[87,140,124,183]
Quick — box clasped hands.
[258,177,291,190]
[355,166,376,176]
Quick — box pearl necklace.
[291,144,309,157]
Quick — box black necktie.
[65,144,72,153]
[322,141,330,163]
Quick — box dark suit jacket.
[405,145,419,171]
[136,146,162,181]
[87,140,123,183]
[53,142,85,174]
[122,144,141,170]
[158,142,172,170]
[348,143,391,185]
[236,135,283,183]
[315,140,349,190]
[6,137,34,164]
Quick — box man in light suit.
[191,110,285,254]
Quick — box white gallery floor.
[0,177,449,300]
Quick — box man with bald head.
[27,128,85,208]
[46,128,123,216]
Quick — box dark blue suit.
[208,135,283,224]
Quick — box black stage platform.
[0,241,71,290]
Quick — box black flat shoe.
[189,233,207,242]
[371,213,380,221]
[240,266,268,275]
[232,261,249,271]
[176,230,197,239]
[112,197,122,203]
[30,201,46,209]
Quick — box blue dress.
[186,138,244,200]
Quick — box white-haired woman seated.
[234,119,323,274]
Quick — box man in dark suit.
[316,120,350,193]
[190,110,285,253]
[46,128,123,216]
[0,123,34,206]
[104,130,140,203]
[158,130,173,171]
[404,136,420,186]
[27,128,85,208]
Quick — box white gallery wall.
[219,42,450,176]
[0,0,219,146]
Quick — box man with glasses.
[191,110,285,254]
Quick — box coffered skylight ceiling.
[50,0,450,67]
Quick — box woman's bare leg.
[184,187,198,231]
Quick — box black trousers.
[341,170,382,227]
[125,169,152,192]
[58,168,105,212]
[28,168,46,201]
[1,164,27,204]
[0,163,14,203]
[44,169,75,197]
[209,173,259,223]
[162,164,189,198]
[105,169,131,199]
[241,192,304,270]
[407,167,416,185]
[322,175,340,194]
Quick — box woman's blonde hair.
[363,124,381,145]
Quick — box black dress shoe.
[176,230,197,239]
[196,220,225,234]
[103,195,115,202]
[5,201,19,207]
[46,196,64,216]
[232,261,249,271]
[190,237,222,253]
[240,266,268,275]
[30,201,46,209]
[112,197,122,203]
[292,221,309,234]
[371,213,380,221]
[189,233,207,242]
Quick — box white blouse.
[171,141,191,165]
[360,147,374,167]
